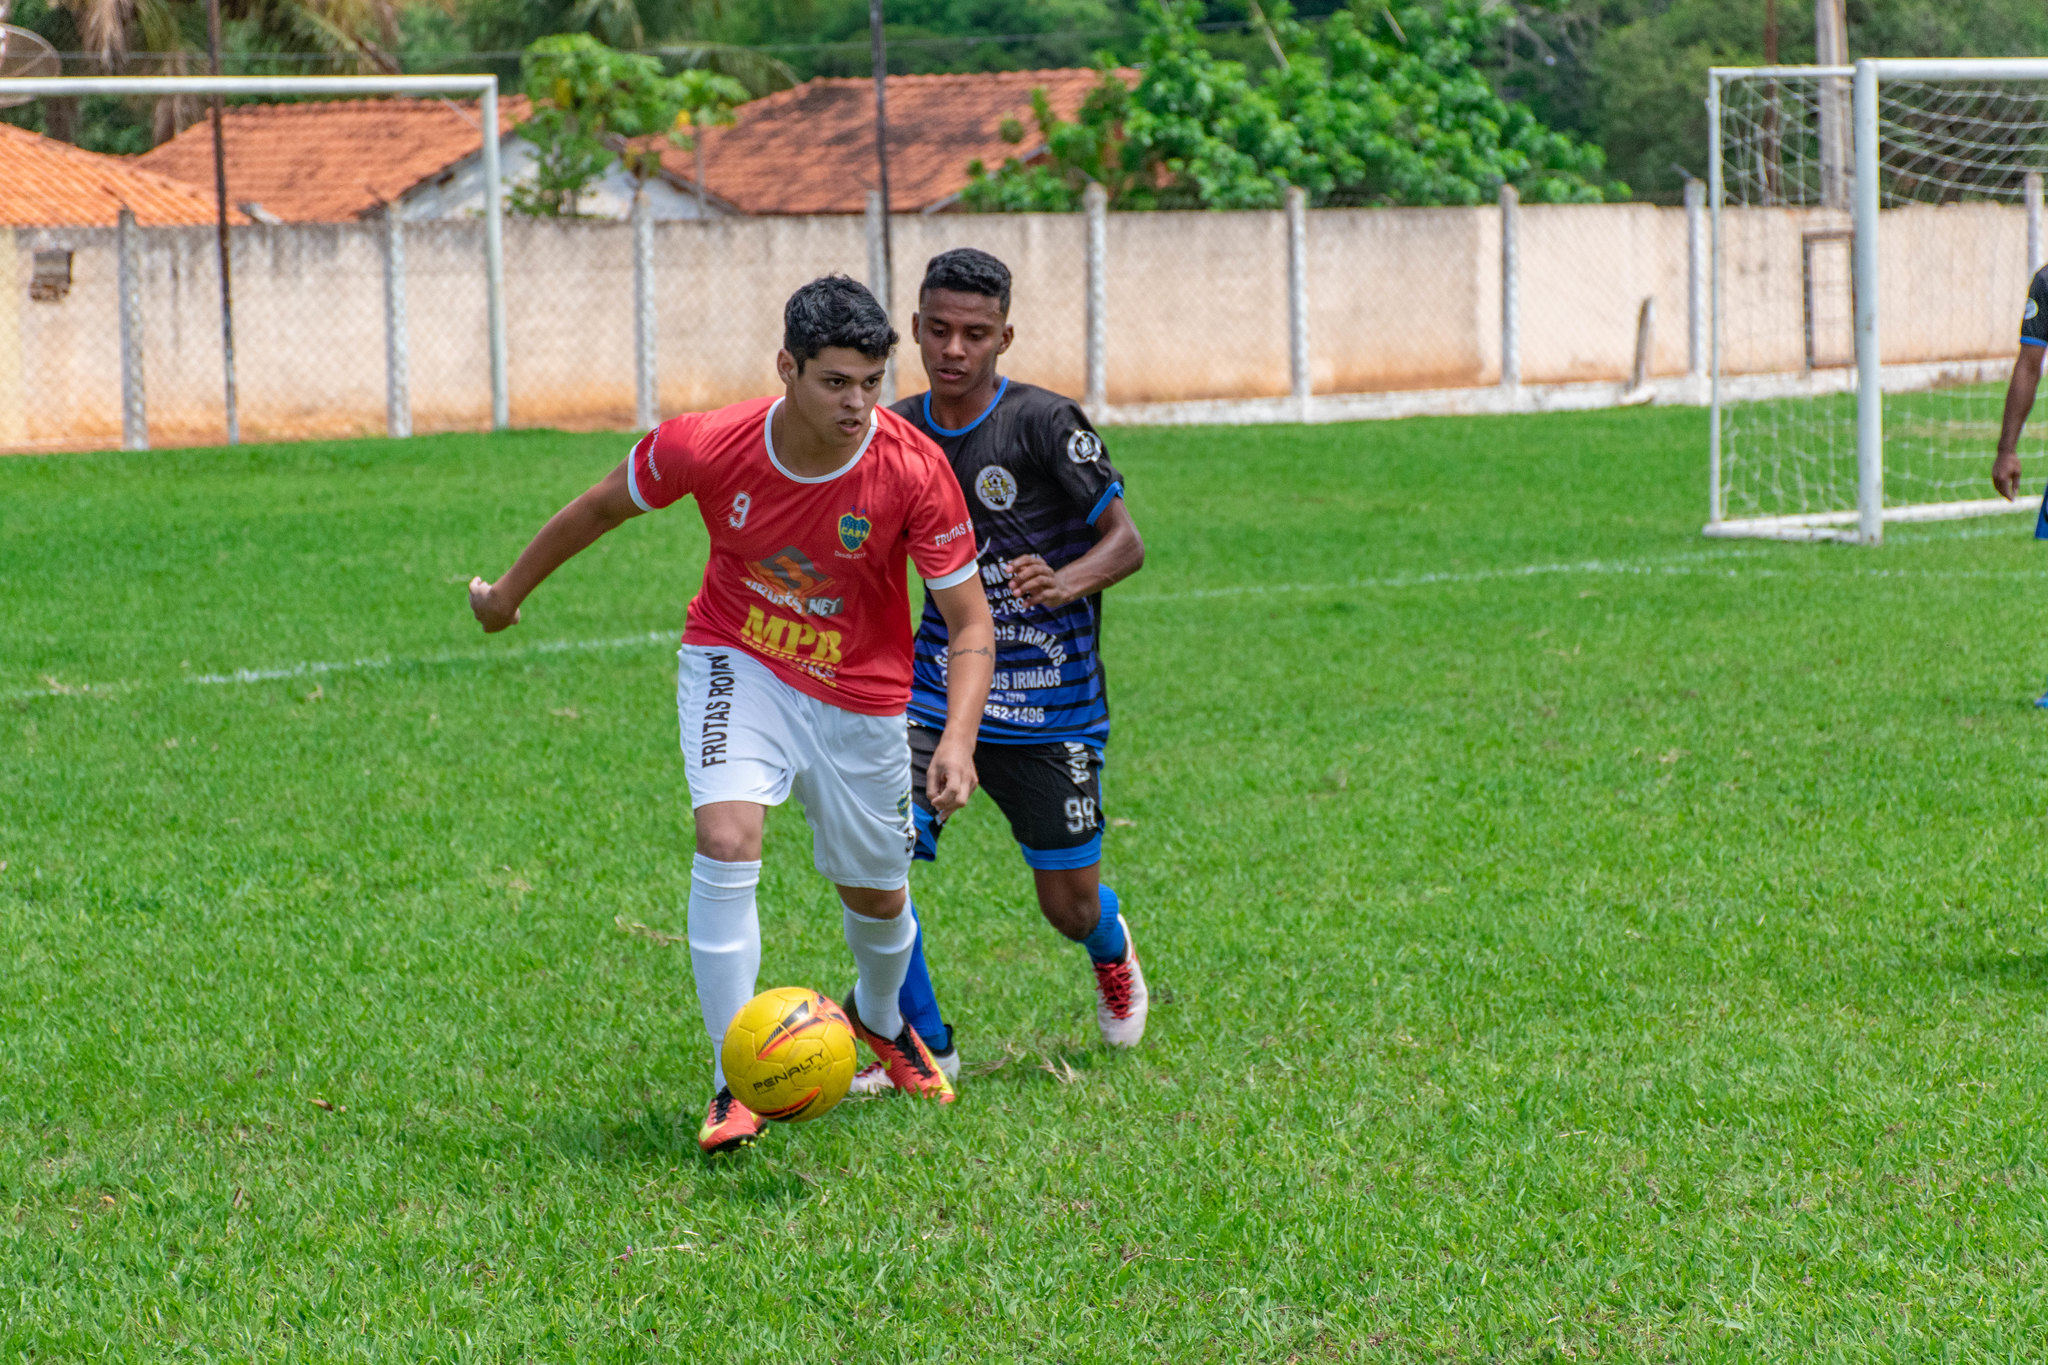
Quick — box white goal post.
[0,73,510,429]
[1708,58,2048,543]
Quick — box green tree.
[1498,0,2048,198]
[962,0,1622,211]
[510,33,741,217]
[0,0,406,147]
[673,66,750,214]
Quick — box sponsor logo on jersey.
[935,520,973,547]
[2029,298,2040,321]
[741,605,844,682]
[1066,429,1104,464]
[976,464,1018,510]
[743,545,843,617]
[838,507,873,552]
[994,621,1068,669]
[992,666,1064,690]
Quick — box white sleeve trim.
[625,438,655,513]
[924,561,979,590]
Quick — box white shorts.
[676,644,915,890]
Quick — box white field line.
[1118,546,1779,604]
[6,539,2043,704]
[2,631,674,703]
[186,630,673,686]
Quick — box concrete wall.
[2,201,2033,452]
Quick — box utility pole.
[1816,0,1850,210]
[206,0,239,443]
[1761,0,1781,201]
[868,0,892,304]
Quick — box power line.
[42,20,1262,66]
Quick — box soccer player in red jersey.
[468,277,995,1154]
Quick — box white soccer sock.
[687,853,762,1092]
[843,902,916,1040]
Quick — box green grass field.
[5,409,2048,1361]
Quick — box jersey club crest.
[975,464,1018,511]
[837,508,873,552]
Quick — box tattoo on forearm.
[949,646,993,661]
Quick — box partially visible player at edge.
[852,248,1148,1094]
[1991,260,2048,706]
[467,276,996,1153]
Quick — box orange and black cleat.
[843,991,956,1103]
[697,1086,766,1155]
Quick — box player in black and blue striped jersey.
[849,248,1149,1091]
[1992,262,2048,704]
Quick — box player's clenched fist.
[469,576,521,632]
[925,737,980,816]
[1006,553,1074,610]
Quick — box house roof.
[679,68,1126,215]
[0,123,245,228]
[135,96,532,223]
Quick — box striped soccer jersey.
[893,378,1125,746]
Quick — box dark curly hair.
[919,247,1012,314]
[783,275,898,369]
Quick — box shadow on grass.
[1951,950,2048,989]
[530,1108,835,1205]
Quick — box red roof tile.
[135,96,531,223]
[682,68,1127,215]
[0,123,244,227]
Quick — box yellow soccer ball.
[720,987,858,1122]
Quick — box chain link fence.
[9,192,1745,453]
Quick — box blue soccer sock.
[895,906,952,1055]
[1081,885,1128,965]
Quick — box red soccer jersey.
[626,396,979,715]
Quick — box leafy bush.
[511,33,746,217]
[962,0,1626,211]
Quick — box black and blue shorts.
[908,723,1105,870]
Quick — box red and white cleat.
[1092,926,1149,1048]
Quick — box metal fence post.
[117,208,148,451]
[382,204,411,440]
[1085,181,1108,412]
[1685,177,1707,385]
[865,190,894,407]
[1500,183,1521,392]
[633,188,657,432]
[480,79,509,431]
[2028,171,2044,278]
[1286,185,1310,421]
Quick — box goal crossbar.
[0,73,511,430]
[1707,56,2048,543]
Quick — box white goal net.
[1710,60,2048,542]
